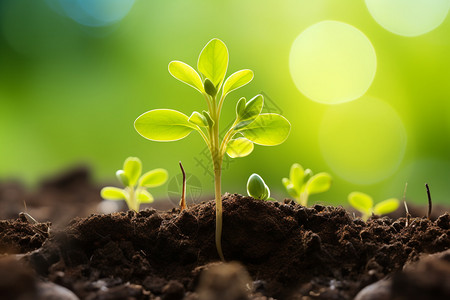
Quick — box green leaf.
[223,69,254,96]
[290,163,304,189]
[202,110,214,127]
[247,173,269,200]
[306,172,332,195]
[240,94,264,121]
[373,198,399,215]
[236,97,246,118]
[135,109,197,142]
[282,178,291,189]
[348,192,373,215]
[226,137,254,158]
[197,38,228,87]
[204,78,217,96]
[139,168,168,188]
[123,157,142,186]
[238,113,291,145]
[101,187,127,200]
[168,61,205,94]
[116,170,129,186]
[137,190,154,203]
[189,111,208,127]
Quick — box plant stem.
[179,161,187,211]
[214,166,224,261]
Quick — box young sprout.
[101,157,168,212]
[247,173,270,200]
[282,163,332,206]
[348,192,400,221]
[134,39,291,260]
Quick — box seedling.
[348,192,399,221]
[282,163,332,206]
[101,157,168,212]
[247,173,270,200]
[134,39,291,260]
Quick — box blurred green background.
[1,0,450,205]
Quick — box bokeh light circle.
[365,0,450,37]
[319,97,407,184]
[289,20,377,104]
[46,0,135,27]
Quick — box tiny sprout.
[247,173,270,200]
[101,157,168,212]
[282,163,332,206]
[348,192,400,221]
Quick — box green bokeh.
[1,0,450,206]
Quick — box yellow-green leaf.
[290,163,304,189]
[374,198,399,215]
[348,192,373,215]
[247,173,269,200]
[135,109,197,142]
[137,190,154,203]
[306,172,332,195]
[139,168,168,188]
[226,137,254,158]
[101,187,127,201]
[223,69,254,96]
[188,111,208,127]
[168,61,205,93]
[123,157,142,186]
[197,38,228,87]
[238,113,291,145]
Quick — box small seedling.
[101,157,168,212]
[425,183,432,220]
[282,163,332,206]
[134,39,290,260]
[247,173,271,200]
[348,192,399,221]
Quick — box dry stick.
[425,183,432,219]
[179,161,187,211]
[403,182,411,227]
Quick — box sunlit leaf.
[101,187,127,201]
[116,170,129,186]
[306,172,332,195]
[238,113,291,145]
[135,109,197,142]
[348,192,373,215]
[197,38,228,87]
[290,163,304,189]
[188,111,208,127]
[137,189,154,203]
[123,157,142,186]
[139,168,168,188]
[240,94,264,121]
[374,198,399,215]
[223,69,254,95]
[226,137,254,158]
[168,61,205,93]
[235,97,246,118]
[247,173,269,200]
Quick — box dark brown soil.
[1,193,448,300]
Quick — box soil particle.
[0,215,50,254]
[6,194,450,299]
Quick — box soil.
[0,191,449,300]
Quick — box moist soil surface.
[0,193,449,300]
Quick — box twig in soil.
[403,182,411,227]
[179,161,187,211]
[425,183,432,219]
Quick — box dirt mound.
[21,194,449,299]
